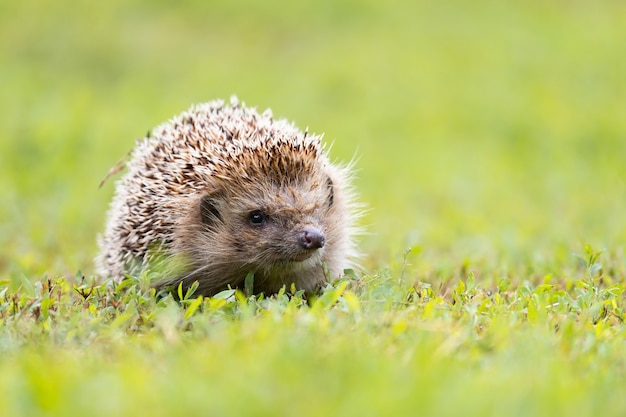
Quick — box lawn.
[1,0,626,415]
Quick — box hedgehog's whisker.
[176,263,213,283]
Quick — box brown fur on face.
[172,171,343,295]
[96,97,361,296]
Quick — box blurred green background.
[1,0,625,279]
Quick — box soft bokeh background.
[2,2,626,416]
[1,0,625,279]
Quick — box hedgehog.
[96,97,361,296]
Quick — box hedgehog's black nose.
[299,227,325,250]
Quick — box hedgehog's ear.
[326,177,334,208]
[199,193,223,225]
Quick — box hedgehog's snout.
[299,226,325,250]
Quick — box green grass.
[2,0,626,415]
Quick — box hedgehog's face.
[196,174,337,271]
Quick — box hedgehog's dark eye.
[248,210,267,226]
